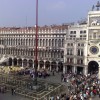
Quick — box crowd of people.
[16,68,51,79]
[50,72,100,100]
[0,66,100,100]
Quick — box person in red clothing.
[93,89,96,95]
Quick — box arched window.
[49,39,51,46]
[58,39,61,47]
[40,39,42,46]
[29,39,31,46]
[77,49,80,56]
[43,39,45,46]
[62,39,64,47]
[52,39,54,47]
[46,39,48,46]
[55,39,57,47]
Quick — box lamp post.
[34,0,38,85]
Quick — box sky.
[0,0,99,27]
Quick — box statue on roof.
[96,1,100,10]
[92,5,95,11]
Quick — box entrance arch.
[77,66,83,75]
[58,61,63,72]
[45,61,50,69]
[23,59,27,67]
[8,58,12,66]
[67,65,73,73]
[18,59,22,67]
[13,58,17,66]
[39,61,44,68]
[34,60,38,69]
[88,61,99,74]
[29,60,33,67]
[51,61,56,71]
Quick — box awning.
[0,55,8,64]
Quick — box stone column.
[44,60,46,69]
[98,67,100,79]
[12,60,14,66]
[32,63,34,68]
[38,60,40,70]
[84,66,88,76]
[73,66,76,74]
[22,60,23,67]
[56,62,58,72]
[50,61,52,71]
[17,59,18,66]
[63,64,66,74]
[27,61,29,67]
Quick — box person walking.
[11,88,14,95]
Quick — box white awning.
[0,55,8,64]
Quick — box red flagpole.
[34,0,38,85]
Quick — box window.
[77,49,80,56]
[71,43,73,46]
[81,49,84,56]
[81,43,84,46]
[70,31,73,34]
[67,43,70,46]
[93,33,96,38]
[84,30,86,33]
[67,49,70,55]
[78,43,80,46]
[74,31,76,34]
[80,30,86,34]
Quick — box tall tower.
[87,1,100,78]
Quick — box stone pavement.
[0,72,100,100]
[0,93,30,100]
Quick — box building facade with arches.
[0,25,68,72]
[64,3,100,79]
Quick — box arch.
[8,58,12,66]
[67,65,73,73]
[34,60,38,69]
[46,39,48,46]
[29,39,31,46]
[39,60,44,68]
[55,39,57,47]
[45,61,50,69]
[29,59,33,67]
[77,66,83,75]
[88,61,99,74]
[52,39,54,47]
[21,39,23,45]
[18,59,22,67]
[23,59,27,67]
[43,39,45,46]
[58,61,63,72]
[26,39,28,46]
[40,39,42,46]
[58,39,61,47]
[51,61,57,70]
[49,39,51,46]
[13,58,17,66]
[62,39,64,47]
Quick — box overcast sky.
[0,0,99,27]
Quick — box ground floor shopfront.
[64,60,100,79]
[1,57,63,72]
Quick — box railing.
[0,73,63,100]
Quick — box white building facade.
[64,4,100,79]
[0,25,68,71]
